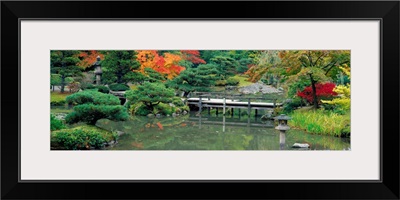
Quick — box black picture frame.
[1,1,399,199]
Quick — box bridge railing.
[189,92,279,104]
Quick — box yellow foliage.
[322,98,350,110]
[339,64,351,77]
[333,84,351,98]
[322,83,350,110]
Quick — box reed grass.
[289,109,350,137]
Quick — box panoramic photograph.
[50,50,351,150]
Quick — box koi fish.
[180,123,187,127]
[157,122,163,130]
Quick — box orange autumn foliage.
[180,50,206,64]
[77,50,104,69]
[135,50,185,80]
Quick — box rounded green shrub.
[155,103,174,115]
[51,114,65,131]
[51,100,66,106]
[135,104,151,116]
[226,77,240,86]
[65,104,129,125]
[109,83,130,91]
[54,128,107,150]
[66,90,120,105]
[96,85,110,94]
[172,97,184,107]
[215,80,227,86]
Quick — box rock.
[116,131,125,136]
[284,99,292,103]
[167,114,170,117]
[54,113,67,120]
[292,143,310,148]
[182,110,188,115]
[238,82,281,94]
[260,113,273,121]
[169,103,176,107]
[172,113,177,117]
[147,114,155,118]
[156,114,161,118]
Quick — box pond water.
[95,113,350,151]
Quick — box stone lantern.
[94,56,102,85]
[274,114,291,150]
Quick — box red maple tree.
[297,82,337,104]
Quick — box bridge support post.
[208,107,211,116]
[231,108,234,117]
[199,97,202,115]
[255,109,258,117]
[223,98,226,116]
[238,109,241,119]
[247,98,251,118]
[216,107,219,116]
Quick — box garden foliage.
[297,82,337,104]
[50,114,65,131]
[65,90,128,125]
[53,128,107,150]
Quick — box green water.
[96,114,350,150]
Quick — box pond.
[95,113,350,151]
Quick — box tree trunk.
[117,66,123,83]
[117,75,122,84]
[309,74,318,109]
[183,91,190,97]
[61,75,65,93]
[145,103,154,113]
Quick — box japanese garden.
[50,50,351,150]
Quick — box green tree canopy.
[279,50,350,108]
[166,64,219,96]
[125,82,175,112]
[50,51,82,93]
[100,50,141,84]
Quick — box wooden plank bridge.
[186,92,284,117]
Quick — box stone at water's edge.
[147,114,155,118]
[292,143,310,148]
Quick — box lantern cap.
[274,114,291,121]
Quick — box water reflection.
[96,114,350,151]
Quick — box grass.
[233,75,253,87]
[51,107,73,114]
[288,108,350,137]
[50,92,71,102]
[210,75,253,92]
